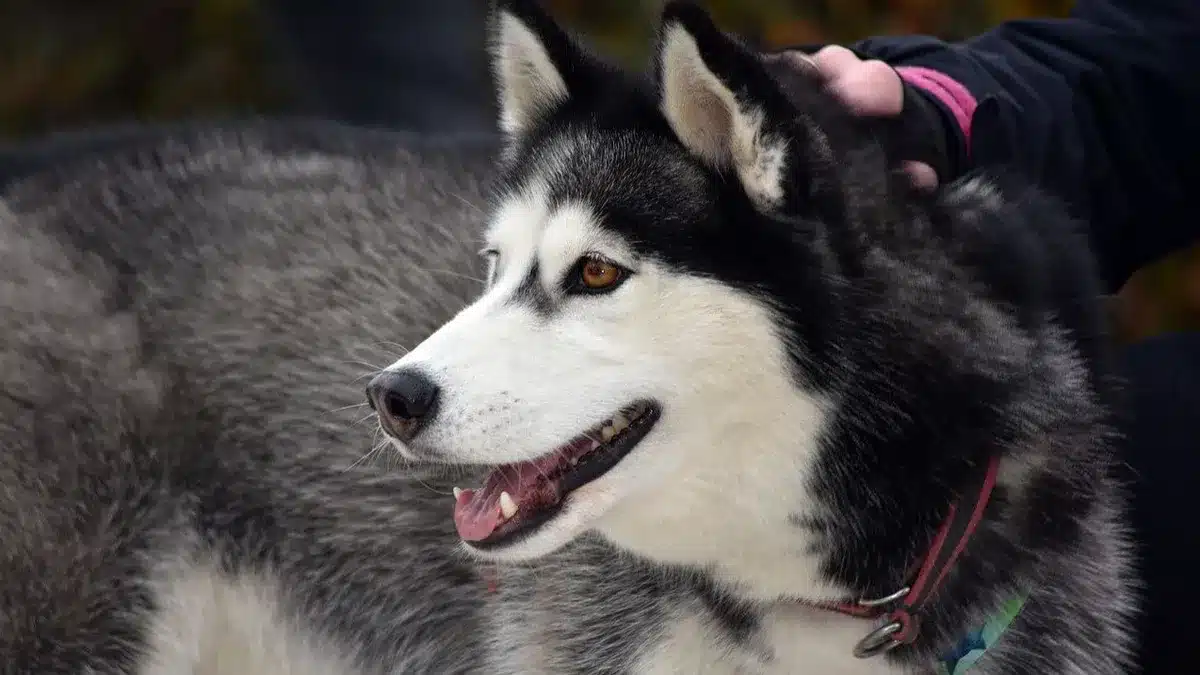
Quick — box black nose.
[366,369,440,442]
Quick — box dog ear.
[487,0,588,141]
[656,2,821,212]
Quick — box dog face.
[370,1,885,589]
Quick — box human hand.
[772,46,939,190]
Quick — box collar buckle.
[851,585,912,658]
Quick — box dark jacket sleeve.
[851,0,1200,293]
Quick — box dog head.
[370,0,918,593]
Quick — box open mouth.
[452,400,661,549]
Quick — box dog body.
[1,2,1135,674]
[0,122,498,674]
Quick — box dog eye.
[567,255,628,295]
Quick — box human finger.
[824,59,904,117]
[902,161,939,191]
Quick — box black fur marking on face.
[508,259,555,316]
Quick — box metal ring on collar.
[856,586,910,608]
[853,620,904,659]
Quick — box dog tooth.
[453,487,463,499]
[499,491,519,519]
[600,425,616,442]
[610,413,630,432]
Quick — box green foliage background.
[0,0,1194,340]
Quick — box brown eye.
[580,258,622,290]
[566,255,631,296]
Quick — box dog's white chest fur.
[137,559,363,675]
[635,605,906,675]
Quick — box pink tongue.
[453,436,603,542]
[453,454,567,541]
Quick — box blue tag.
[936,595,1027,674]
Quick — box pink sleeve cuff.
[895,66,978,156]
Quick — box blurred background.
[0,0,1196,342]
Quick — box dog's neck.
[595,396,1009,664]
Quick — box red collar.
[815,455,1001,658]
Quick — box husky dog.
[376,1,1136,673]
[0,2,1134,675]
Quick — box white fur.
[658,24,789,210]
[388,177,845,605]
[636,606,904,675]
[492,12,569,138]
[138,556,358,675]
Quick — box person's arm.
[849,0,1200,293]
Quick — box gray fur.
[0,123,494,674]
